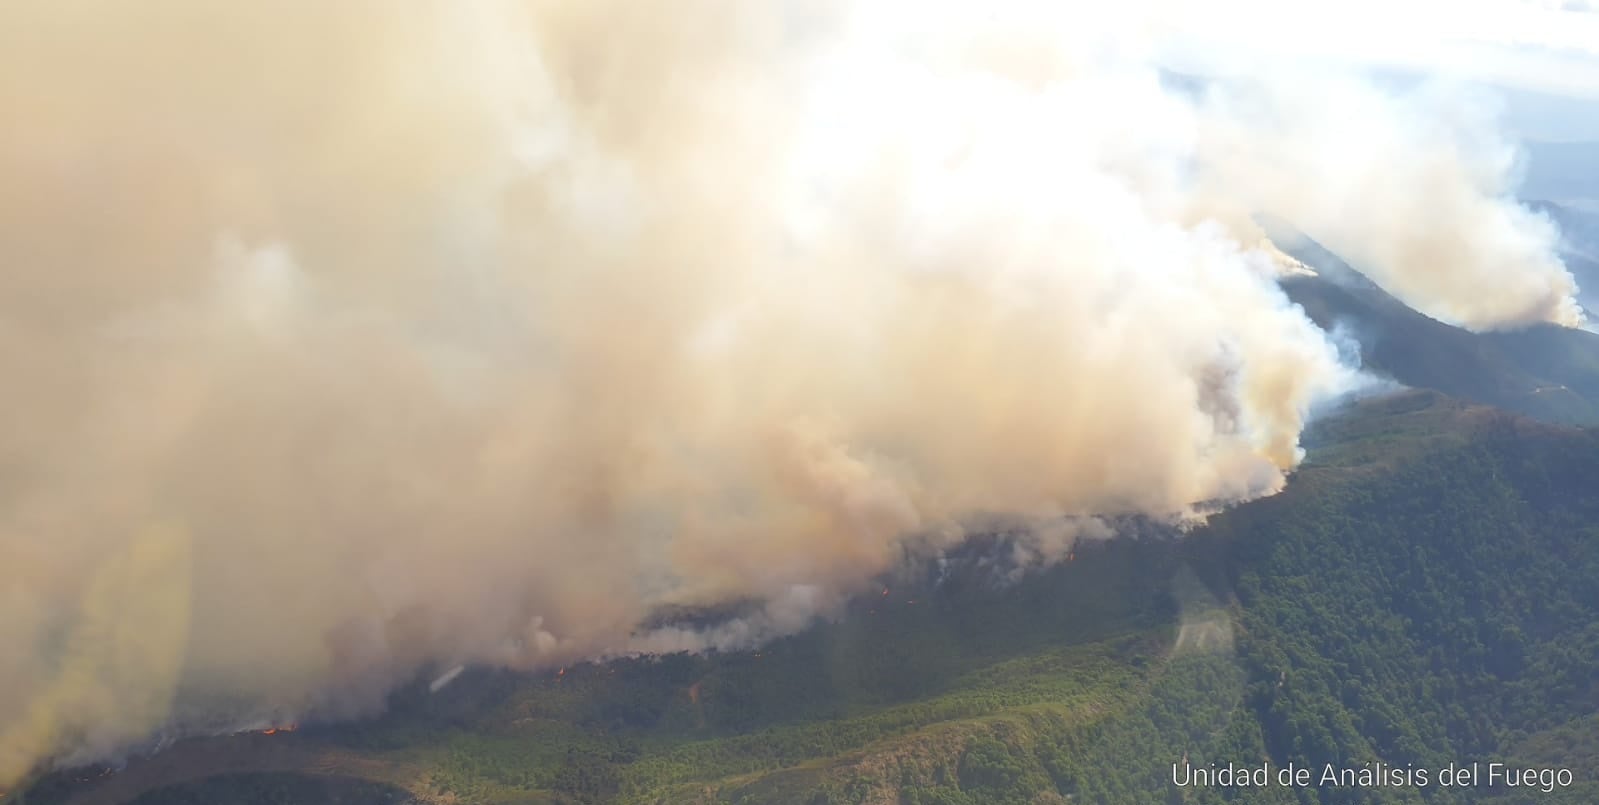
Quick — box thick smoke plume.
[0,0,1580,783]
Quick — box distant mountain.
[1362,68,1599,143]
[1278,234,1599,425]
[1521,140,1599,205]
[1527,199,1599,257]
[1574,253,1599,316]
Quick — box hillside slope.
[1279,237,1599,424]
[22,392,1599,804]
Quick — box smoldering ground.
[0,0,1584,784]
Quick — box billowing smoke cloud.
[1197,75,1584,329]
[0,0,1580,785]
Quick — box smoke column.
[0,0,1580,783]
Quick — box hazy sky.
[1152,0,1599,130]
[1154,0,1599,95]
